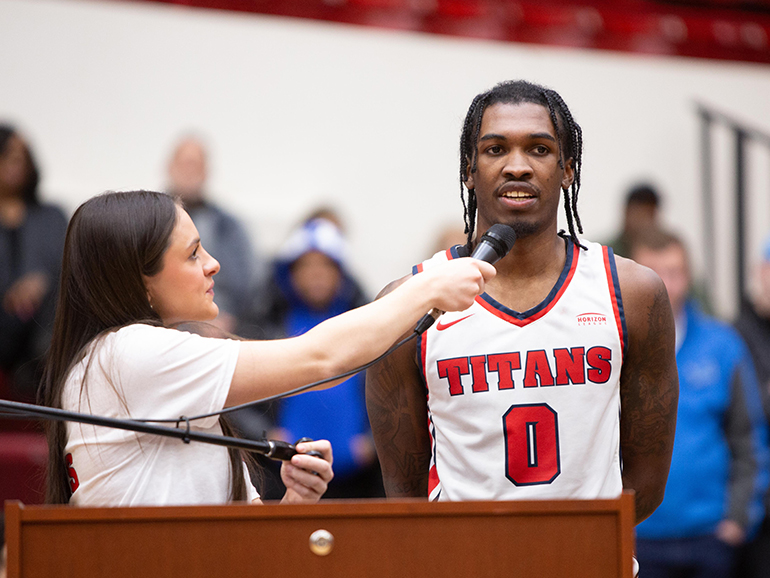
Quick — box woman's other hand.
[279,439,333,504]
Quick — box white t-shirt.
[62,324,259,506]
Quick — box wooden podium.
[5,493,635,577]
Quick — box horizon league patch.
[576,312,607,326]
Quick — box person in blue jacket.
[632,228,769,578]
[240,215,383,499]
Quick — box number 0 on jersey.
[503,403,561,486]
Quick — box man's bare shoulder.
[612,252,676,365]
[614,254,665,297]
[613,254,669,319]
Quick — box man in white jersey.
[366,80,679,525]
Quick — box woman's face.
[144,206,220,325]
[0,135,30,194]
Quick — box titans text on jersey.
[437,345,613,395]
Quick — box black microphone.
[470,223,518,264]
[414,223,517,334]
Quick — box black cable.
[0,410,39,419]
[135,330,419,424]
[0,398,301,460]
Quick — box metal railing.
[697,102,770,314]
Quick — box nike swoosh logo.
[436,314,474,331]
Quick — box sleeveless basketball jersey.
[414,238,627,502]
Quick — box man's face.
[624,202,659,236]
[757,262,770,305]
[465,102,573,240]
[633,243,690,315]
[168,139,207,200]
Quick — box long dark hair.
[0,124,41,205]
[40,190,250,504]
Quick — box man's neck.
[480,230,568,313]
[490,226,565,275]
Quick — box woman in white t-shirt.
[40,191,494,507]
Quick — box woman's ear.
[142,276,155,310]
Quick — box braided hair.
[459,80,584,249]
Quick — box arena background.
[2,0,769,318]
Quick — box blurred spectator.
[0,125,67,400]
[632,229,769,578]
[241,216,382,499]
[303,205,347,234]
[166,135,262,334]
[606,182,661,258]
[734,233,770,578]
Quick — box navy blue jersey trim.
[429,414,437,465]
[453,244,469,258]
[412,245,464,276]
[606,246,629,360]
[478,238,575,320]
[417,331,428,392]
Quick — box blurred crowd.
[3,124,770,577]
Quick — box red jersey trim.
[427,414,440,496]
[602,246,627,362]
[428,463,440,496]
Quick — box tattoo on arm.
[620,282,679,523]
[366,343,430,498]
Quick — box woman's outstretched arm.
[226,257,495,406]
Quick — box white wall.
[2,0,770,316]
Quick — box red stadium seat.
[0,432,47,509]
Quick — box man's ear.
[464,157,475,190]
[561,157,575,190]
